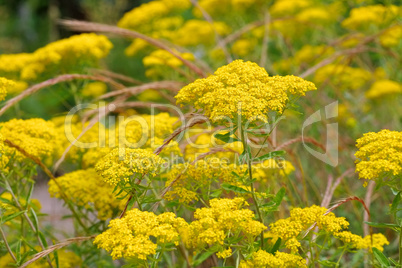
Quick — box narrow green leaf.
[38,231,48,248]
[2,210,26,223]
[26,183,35,206]
[16,240,22,261]
[372,247,390,267]
[214,132,240,144]
[253,151,286,162]
[54,250,59,268]
[222,183,251,194]
[31,208,39,232]
[273,187,286,205]
[364,221,400,229]
[192,251,214,266]
[390,192,401,215]
[270,238,281,254]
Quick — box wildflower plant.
[0,0,400,267]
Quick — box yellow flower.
[95,148,165,186]
[314,64,371,90]
[185,198,267,249]
[175,60,315,123]
[48,169,125,220]
[20,33,112,81]
[355,129,402,181]
[240,249,306,268]
[0,118,58,160]
[366,79,402,99]
[380,25,402,47]
[94,209,188,260]
[342,5,400,31]
[81,81,108,98]
[0,77,15,101]
[216,247,232,259]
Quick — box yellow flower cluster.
[117,0,190,31]
[164,157,268,203]
[48,169,125,220]
[196,0,264,17]
[380,25,402,47]
[274,45,334,73]
[269,205,349,251]
[0,53,33,80]
[183,133,243,161]
[334,232,389,252]
[95,148,165,185]
[231,39,256,57]
[0,77,15,101]
[366,79,402,99]
[314,64,371,90]
[185,198,267,250]
[173,20,231,47]
[81,81,107,98]
[269,0,312,17]
[143,49,194,78]
[355,129,402,181]
[94,209,188,260]
[0,34,112,81]
[0,118,58,160]
[0,249,81,268]
[175,60,316,123]
[240,250,307,268]
[342,5,400,30]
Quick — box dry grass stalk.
[98,81,185,99]
[59,20,207,78]
[90,68,143,85]
[0,74,122,116]
[276,136,326,151]
[20,235,96,268]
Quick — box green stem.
[399,226,402,266]
[240,124,264,248]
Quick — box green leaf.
[16,240,22,261]
[390,192,401,215]
[192,251,215,266]
[38,231,48,248]
[364,221,400,229]
[214,130,239,144]
[253,151,286,162]
[221,183,250,194]
[1,210,26,223]
[26,183,35,206]
[31,208,39,232]
[273,187,286,204]
[372,247,390,267]
[54,250,59,268]
[269,238,281,254]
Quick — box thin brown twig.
[20,235,96,268]
[275,136,326,151]
[0,74,122,116]
[98,81,184,99]
[59,20,207,77]
[0,226,17,263]
[90,68,143,85]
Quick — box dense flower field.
[0,0,401,267]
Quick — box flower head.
[175,60,315,123]
[95,148,165,186]
[355,129,402,181]
[94,209,188,260]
